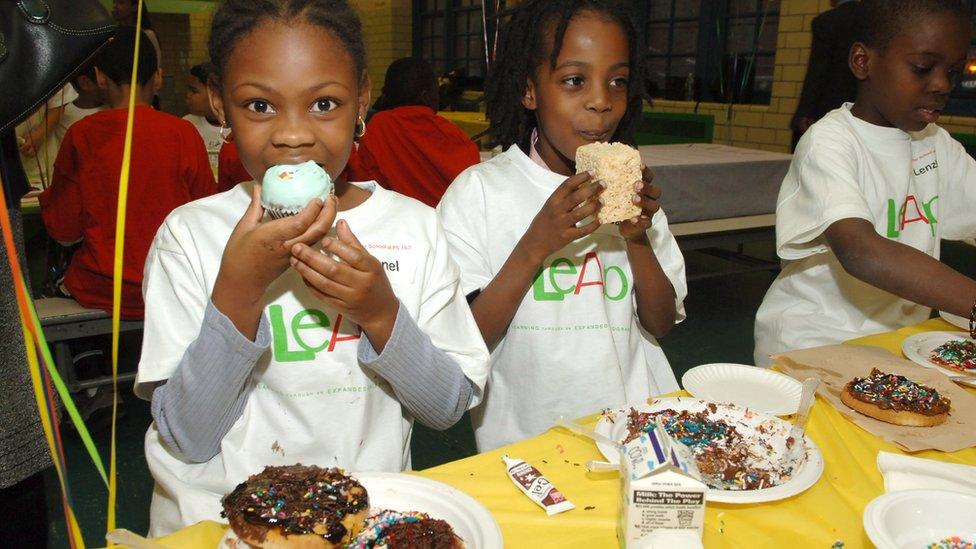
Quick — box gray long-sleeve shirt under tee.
[150,300,475,463]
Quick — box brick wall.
[352,0,413,102]
[153,13,192,116]
[649,0,976,152]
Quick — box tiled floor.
[45,240,975,547]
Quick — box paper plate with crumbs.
[594,398,823,504]
[902,331,976,388]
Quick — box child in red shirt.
[346,57,480,207]
[40,27,216,319]
[216,132,251,193]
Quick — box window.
[639,0,780,105]
[414,0,491,80]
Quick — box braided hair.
[858,0,969,50]
[485,0,644,150]
[208,0,366,89]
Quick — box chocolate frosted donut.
[348,510,464,549]
[221,464,369,549]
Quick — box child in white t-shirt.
[182,62,222,171]
[437,0,686,451]
[55,67,105,147]
[136,0,488,535]
[16,84,77,186]
[754,0,976,366]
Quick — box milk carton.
[617,418,707,548]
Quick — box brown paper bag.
[772,344,976,453]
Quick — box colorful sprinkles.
[346,510,428,548]
[926,536,976,549]
[929,340,976,372]
[221,464,367,543]
[848,368,950,414]
[346,509,462,548]
[622,405,795,491]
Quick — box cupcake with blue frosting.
[260,160,333,219]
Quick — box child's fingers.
[326,221,372,271]
[290,243,359,287]
[575,218,601,239]
[284,195,337,249]
[298,275,351,311]
[571,200,600,223]
[291,255,356,302]
[553,172,592,199]
[641,182,662,201]
[235,183,266,232]
[641,166,654,183]
[567,181,604,209]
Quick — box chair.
[35,297,142,392]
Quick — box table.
[439,111,489,140]
[156,318,976,548]
[639,143,790,226]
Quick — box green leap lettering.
[268,305,360,362]
[532,253,630,302]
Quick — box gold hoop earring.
[219,121,231,143]
[354,116,366,139]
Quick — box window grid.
[414,0,488,79]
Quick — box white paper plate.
[218,472,502,548]
[863,490,976,549]
[594,398,823,504]
[940,310,970,330]
[682,363,802,416]
[901,331,976,388]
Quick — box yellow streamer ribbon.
[23,325,87,548]
[108,1,145,540]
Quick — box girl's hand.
[619,167,661,242]
[212,185,337,336]
[521,172,603,262]
[290,219,399,351]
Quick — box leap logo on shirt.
[886,194,938,238]
[532,252,630,302]
[268,305,361,362]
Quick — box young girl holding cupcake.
[437,0,687,451]
[135,0,489,534]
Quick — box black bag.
[0,0,117,133]
[0,0,116,205]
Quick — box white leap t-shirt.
[437,145,687,451]
[754,104,976,366]
[137,182,489,535]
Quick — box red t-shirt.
[39,105,216,319]
[346,106,480,207]
[217,134,252,193]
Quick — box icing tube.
[502,455,575,516]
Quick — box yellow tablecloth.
[156,318,976,548]
[438,111,489,139]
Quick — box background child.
[39,27,215,319]
[437,0,687,451]
[55,66,106,144]
[754,0,976,366]
[345,57,480,207]
[135,0,488,535]
[16,84,77,186]
[183,62,223,171]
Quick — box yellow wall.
[353,0,414,102]
[652,0,976,152]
